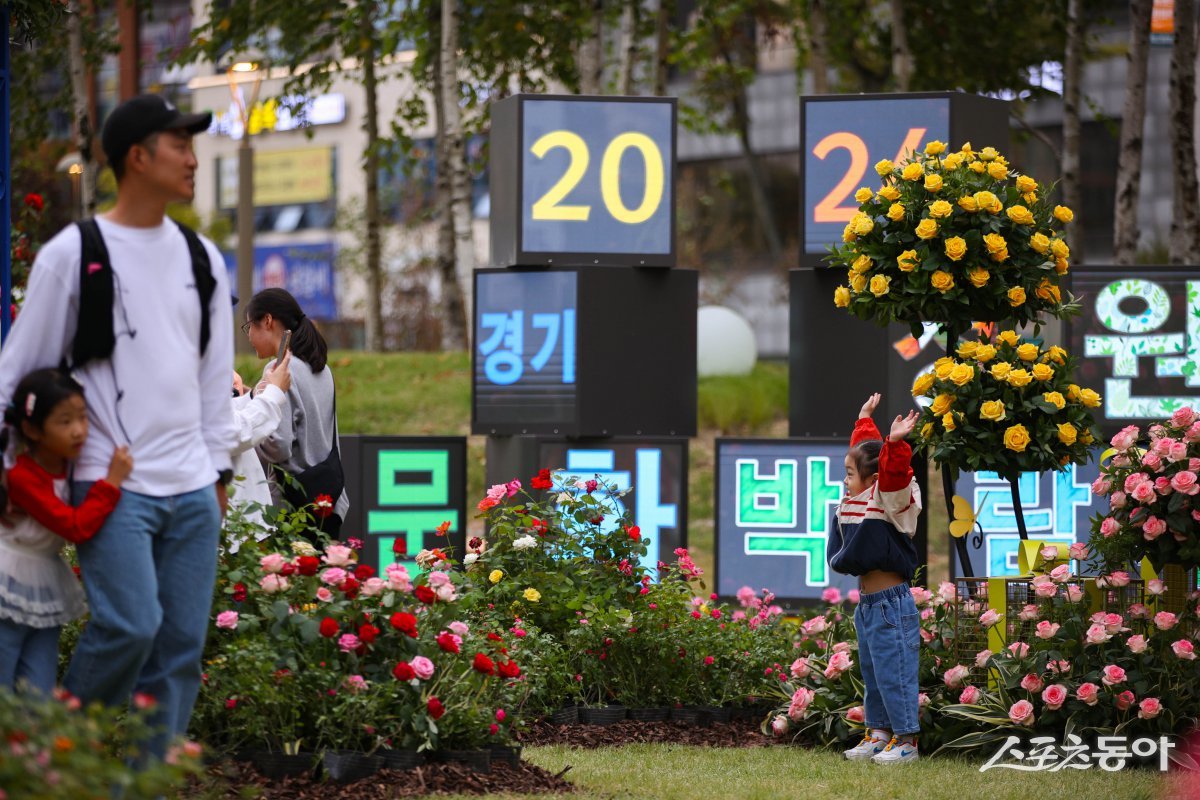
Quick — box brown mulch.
[517,718,776,749]
[189,760,575,798]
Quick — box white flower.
[513,535,538,550]
[463,553,479,567]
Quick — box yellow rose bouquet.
[912,330,1102,476]
[828,141,1079,334]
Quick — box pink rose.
[1171,407,1197,428]
[428,570,452,588]
[1065,584,1086,603]
[1172,471,1200,495]
[1099,517,1120,538]
[1131,481,1157,504]
[802,615,828,635]
[1008,641,1030,659]
[938,581,958,603]
[1047,659,1071,675]
[1102,612,1125,633]
[1085,624,1112,645]
[411,656,435,679]
[1091,476,1112,496]
[1146,579,1166,596]
[1101,665,1126,686]
[1068,542,1089,560]
[1155,476,1174,495]
[1049,564,1071,583]
[448,620,470,637]
[790,657,811,679]
[320,567,347,586]
[386,564,412,593]
[1169,441,1190,462]
[1115,690,1136,711]
[847,589,861,604]
[1128,603,1150,619]
[1110,491,1127,509]
[1138,697,1163,720]
[338,633,361,653]
[1035,620,1061,639]
[1040,545,1059,561]
[910,586,932,606]
[1108,571,1131,588]
[343,675,368,693]
[1111,425,1139,451]
[846,705,865,723]
[316,587,334,602]
[1124,472,1150,494]
[1153,611,1178,631]
[1126,634,1148,654]
[1141,452,1163,472]
[260,553,288,574]
[821,587,842,604]
[1077,682,1100,705]
[823,652,853,680]
[918,692,930,708]
[1187,421,1200,442]
[1172,640,1196,660]
[1192,458,1200,471]
[788,687,815,720]
[1143,516,1167,540]
[1042,684,1068,711]
[360,577,386,597]
[974,650,993,668]
[215,610,239,630]
[322,544,354,567]
[505,479,522,497]
[959,685,981,704]
[1018,604,1040,622]
[979,609,1002,628]
[1008,699,1035,727]
[1032,578,1058,599]
[1019,673,1044,693]
[259,574,289,594]
[771,715,789,736]
[735,586,757,607]
[486,483,508,501]
[832,641,852,654]
[943,664,970,688]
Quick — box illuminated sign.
[714,438,928,605]
[209,92,347,140]
[339,437,467,577]
[799,93,1009,268]
[218,146,334,208]
[1065,267,1200,437]
[489,94,676,267]
[473,267,697,437]
[950,460,1105,578]
[222,242,337,319]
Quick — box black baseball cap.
[101,94,212,168]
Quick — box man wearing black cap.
[0,94,237,759]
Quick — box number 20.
[812,127,927,223]
[529,130,665,225]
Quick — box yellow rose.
[1080,429,1094,445]
[943,152,963,170]
[983,233,1009,262]
[887,203,906,221]
[1003,423,1031,452]
[944,236,968,261]
[920,422,934,439]
[1006,205,1034,225]
[875,159,895,176]
[973,191,1002,214]
[842,224,856,243]
[1007,368,1032,388]
[1036,279,1061,303]
[924,140,947,156]
[934,357,955,379]
[1054,205,1074,223]
[850,272,868,293]
[901,162,924,181]
[990,361,1013,380]
[942,412,957,431]
[878,185,901,201]
[854,187,874,203]
[998,330,1020,347]
[1066,384,1081,401]
[1022,192,1039,206]
[949,363,975,386]
[930,270,955,292]
[1050,238,1070,260]
[960,142,975,156]
[924,174,944,192]
[956,340,980,359]
[930,393,954,415]
[1030,232,1050,254]
[929,200,953,218]
[970,161,987,173]
[912,373,936,396]
[958,195,979,212]
[1016,343,1039,362]
[869,274,891,297]
[1034,364,1058,382]
[987,161,1008,180]
[968,267,991,288]
[833,285,851,307]
[851,254,873,273]
[1015,175,1038,193]
[523,587,541,602]
[852,213,875,236]
[1043,391,1065,410]
[489,569,504,584]
[975,343,997,362]
[1041,346,1066,365]
[1057,422,1078,445]
[1055,257,1069,275]
[1008,286,1027,306]
[979,146,999,161]
[979,400,1006,422]
[1079,388,1102,408]
[897,249,919,272]
[916,219,939,240]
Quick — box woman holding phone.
[243,288,347,537]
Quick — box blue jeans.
[855,582,921,736]
[0,618,60,693]
[66,483,220,759]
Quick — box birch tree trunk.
[67,0,95,217]
[1113,0,1154,265]
[438,0,470,350]
[578,0,605,94]
[1169,0,1200,264]
[618,0,639,94]
[359,4,385,351]
[889,0,913,91]
[1062,0,1085,263]
[654,0,672,95]
[805,0,830,94]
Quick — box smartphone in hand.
[276,329,292,367]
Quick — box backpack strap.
[175,221,216,357]
[72,220,116,369]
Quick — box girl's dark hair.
[246,288,328,373]
[850,439,883,479]
[3,368,85,447]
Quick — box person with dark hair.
[0,95,236,758]
[243,288,347,535]
[829,393,923,765]
[0,369,132,693]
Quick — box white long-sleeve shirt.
[230,384,288,525]
[0,217,237,497]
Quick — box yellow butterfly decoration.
[949,494,987,539]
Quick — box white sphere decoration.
[697,305,757,377]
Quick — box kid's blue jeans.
[0,618,60,693]
[855,582,921,736]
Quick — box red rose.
[313,493,334,518]
[225,697,237,710]
[486,632,503,642]
[414,585,437,605]
[530,468,553,490]
[23,193,42,212]
[390,612,418,638]
[392,661,416,681]
[297,556,320,576]
[279,562,296,576]
[498,660,521,679]
[358,623,380,644]
[393,538,407,556]
[427,697,445,720]
[340,577,360,599]
[473,653,495,674]
[436,631,461,654]
[354,564,375,581]
[626,525,641,541]
[232,583,247,603]
[319,618,339,638]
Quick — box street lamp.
[226,56,266,353]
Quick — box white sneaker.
[872,736,919,765]
[844,732,889,761]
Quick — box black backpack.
[71,219,216,368]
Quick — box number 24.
[812,127,927,223]
[529,130,665,225]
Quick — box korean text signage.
[489,94,676,267]
[219,146,334,209]
[714,439,928,605]
[209,92,347,140]
[222,242,337,320]
[1066,267,1200,437]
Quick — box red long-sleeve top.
[6,455,120,544]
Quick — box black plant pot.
[547,705,579,725]
[580,705,627,725]
[323,750,383,783]
[626,707,671,722]
[249,750,314,780]
[488,744,523,768]
[378,748,426,770]
[438,748,492,773]
[670,706,710,726]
